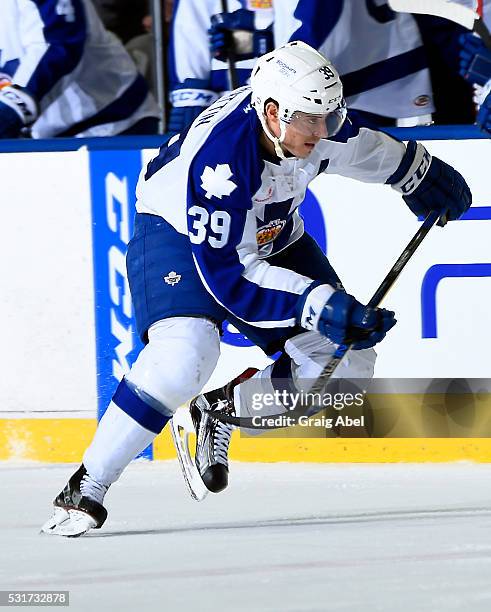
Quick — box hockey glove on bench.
[167,78,219,135]
[297,284,396,350]
[388,141,472,223]
[459,34,491,135]
[0,83,37,138]
[209,9,274,62]
[459,33,491,87]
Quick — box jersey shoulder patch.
[190,94,263,209]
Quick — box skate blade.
[170,408,209,502]
[40,506,97,537]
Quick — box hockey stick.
[210,209,442,428]
[221,0,240,89]
[388,0,491,49]
[306,209,441,397]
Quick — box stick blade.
[388,0,478,30]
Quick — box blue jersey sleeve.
[15,0,86,100]
[288,0,343,48]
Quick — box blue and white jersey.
[274,0,434,121]
[0,0,159,138]
[168,0,274,92]
[136,88,406,329]
[473,0,491,104]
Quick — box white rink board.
[1,150,97,418]
[309,138,491,379]
[0,138,490,418]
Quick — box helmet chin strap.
[258,112,288,160]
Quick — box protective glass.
[288,101,347,139]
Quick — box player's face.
[282,118,328,158]
[264,102,327,158]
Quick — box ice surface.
[2,461,491,611]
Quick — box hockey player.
[0,0,159,139]
[273,0,434,126]
[459,33,491,135]
[167,0,274,135]
[41,42,471,536]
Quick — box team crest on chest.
[256,219,286,245]
[200,164,237,199]
[164,271,181,286]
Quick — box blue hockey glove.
[476,86,491,136]
[209,9,273,62]
[297,284,396,350]
[388,141,472,223]
[459,33,491,86]
[167,78,219,134]
[166,105,203,135]
[0,84,37,138]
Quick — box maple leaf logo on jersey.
[200,164,237,199]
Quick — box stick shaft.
[210,210,441,427]
[367,210,442,309]
[474,18,491,51]
[221,0,239,89]
[309,209,440,395]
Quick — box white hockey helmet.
[250,41,347,158]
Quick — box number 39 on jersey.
[188,206,231,248]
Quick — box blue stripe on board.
[383,125,488,141]
[88,147,151,458]
[0,126,486,154]
[0,135,167,153]
[461,207,491,221]
[421,263,491,338]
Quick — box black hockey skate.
[190,368,258,494]
[40,464,108,537]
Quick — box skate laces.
[80,473,108,505]
[211,400,234,467]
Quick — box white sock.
[83,402,157,486]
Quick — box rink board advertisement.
[1,128,490,461]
